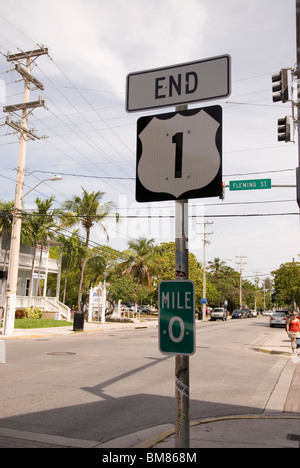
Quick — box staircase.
[15,296,71,321]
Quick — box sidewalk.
[0,317,158,340]
[0,321,300,448]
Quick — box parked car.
[242,308,252,318]
[232,309,245,319]
[263,310,273,316]
[121,302,135,311]
[270,310,288,328]
[211,307,227,321]
[141,305,152,314]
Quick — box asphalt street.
[0,316,299,448]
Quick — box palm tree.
[24,196,61,311]
[59,229,85,304]
[208,257,227,277]
[0,200,14,271]
[121,237,156,287]
[62,188,118,311]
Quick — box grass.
[14,319,73,329]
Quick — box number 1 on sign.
[172,132,183,179]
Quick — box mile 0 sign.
[136,106,222,202]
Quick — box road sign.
[136,106,222,202]
[159,280,195,356]
[126,55,231,112]
[201,298,207,304]
[229,179,271,191]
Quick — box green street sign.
[229,179,271,191]
[159,280,195,356]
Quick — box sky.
[0,0,298,287]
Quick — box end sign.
[159,281,195,356]
[126,55,231,112]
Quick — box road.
[0,316,289,444]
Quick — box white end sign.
[126,55,231,112]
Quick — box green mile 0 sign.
[229,179,271,191]
[159,281,195,356]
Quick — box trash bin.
[73,312,84,331]
[197,311,202,320]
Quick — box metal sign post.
[174,104,189,448]
[175,198,190,448]
[128,55,230,450]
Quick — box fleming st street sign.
[229,179,272,191]
[126,55,231,112]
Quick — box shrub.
[15,309,26,319]
[24,306,43,319]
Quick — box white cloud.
[0,0,208,91]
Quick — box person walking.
[286,310,300,354]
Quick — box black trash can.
[73,312,84,331]
[197,311,203,320]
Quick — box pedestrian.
[286,310,300,354]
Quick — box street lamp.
[2,175,63,336]
[22,175,63,199]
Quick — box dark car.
[232,309,243,319]
[141,305,151,314]
[232,309,248,319]
[242,308,252,318]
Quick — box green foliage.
[2,189,298,314]
[24,307,43,319]
[272,261,300,306]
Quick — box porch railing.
[15,296,71,321]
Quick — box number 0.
[168,316,185,343]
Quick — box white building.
[0,233,70,320]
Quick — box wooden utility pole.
[296,1,300,207]
[3,48,47,336]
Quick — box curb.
[254,347,290,356]
[134,414,300,448]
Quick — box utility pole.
[199,221,213,321]
[2,47,48,336]
[296,0,300,206]
[236,256,247,309]
[254,272,260,314]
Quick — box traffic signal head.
[272,69,289,103]
[219,182,225,200]
[277,116,291,142]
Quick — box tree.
[0,200,14,270]
[121,237,157,287]
[58,229,85,304]
[62,188,118,310]
[108,274,149,305]
[272,261,300,307]
[208,257,227,276]
[24,196,61,313]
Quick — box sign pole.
[174,104,190,448]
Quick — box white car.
[270,310,288,328]
[263,310,273,316]
[211,307,227,321]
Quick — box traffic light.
[272,69,289,103]
[219,182,225,200]
[277,116,291,142]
